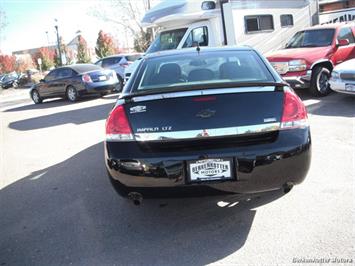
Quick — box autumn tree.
[15,54,35,73]
[76,35,91,63]
[33,47,55,71]
[95,30,117,58]
[0,54,16,73]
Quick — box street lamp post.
[54,20,62,66]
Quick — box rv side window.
[245,15,274,33]
[280,15,294,27]
[183,26,209,48]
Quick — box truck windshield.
[146,28,188,54]
[286,29,335,48]
[134,50,275,92]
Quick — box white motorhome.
[124,0,318,81]
[142,0,318,55]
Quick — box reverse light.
[288,59,307,72]
[106,105,134,141]
[281,89,308,129]
[82,74,93,83]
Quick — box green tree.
[76,35,91,63]
[95,30,117,58]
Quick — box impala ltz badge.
[130,105,146,114]
[196,109,216,119]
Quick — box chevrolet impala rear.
[104,47,311,202]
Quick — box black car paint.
[105,47,311,198]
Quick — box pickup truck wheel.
[310,67,331,97]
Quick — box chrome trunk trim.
[134,122,280,142]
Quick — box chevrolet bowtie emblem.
[196,109,216,118]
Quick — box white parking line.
[303,99,321,107]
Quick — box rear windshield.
[72,64,102,73]
[134,50,274,92]
[286,29,335,48]
[125,55,141,62]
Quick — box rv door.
[178,21,215,49]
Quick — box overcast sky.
[0,0,155,54]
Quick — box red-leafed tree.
[15,54,35,73]
[95,30,118,58]
[33,47,55,71]
[77,35,91,63]
[0,54,16,73]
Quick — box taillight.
[281,89,308,129]
[106,105,133,141]
[82,74,92,83]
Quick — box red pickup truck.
[267,23,355,96]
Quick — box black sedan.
[30,64,119,104]
[104,47,311,204]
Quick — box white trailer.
[142,0,318,55]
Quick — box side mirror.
[40,79,45,83]
[337,39,349,47]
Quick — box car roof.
[61,64,101,73]
[100,53,143,59]
[145,46,254,60]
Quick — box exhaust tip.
[283,182,294,194]
[128,192,143,206]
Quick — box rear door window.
[102,57,122,67]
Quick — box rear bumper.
[282,70,312,89]
[81,83,117,95]
[105,128,311,197]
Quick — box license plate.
[99,75,107,81]
[188,158,233,182]
[345,84,355,92]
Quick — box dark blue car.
[30,64,119,104]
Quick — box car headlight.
[288,60,307,72]
[331,71,340,80]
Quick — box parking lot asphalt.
[0,91,354,265]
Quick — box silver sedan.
[329,58,355,95]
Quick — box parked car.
[95,53,142,91]
[30,64,118,104]
[329,58,355,95]
[105,47,311,204]
[267,23,355,97]
[1,72,19,89]
[124,56,143,82]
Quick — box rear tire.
[12,81,18,88]
[310,66,331,97]
[31,90,42,104]
[66,86,79,102]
